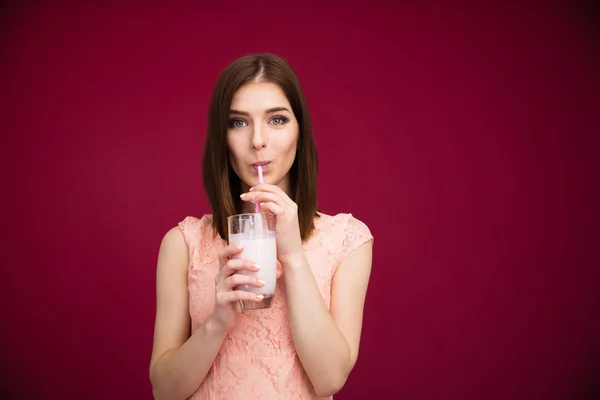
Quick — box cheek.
[289,128,300,156]
[282,133,299,166]
[228,136,242,156]
[227,137,243,171]
[283,123,299,151]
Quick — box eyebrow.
[229,107,291,116]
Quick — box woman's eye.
[229,119,247,128]
[270,116,288,126]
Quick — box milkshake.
[228,213,277,310]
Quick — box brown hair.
[202,53,319,242]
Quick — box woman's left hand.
[240,184,304,266]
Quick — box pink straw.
[255,165,264,213]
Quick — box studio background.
[2,2,599,399]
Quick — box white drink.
[229,230,277,309]
[228,213,277,310]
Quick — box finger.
[259,201,285,216]
[223,274,265,290]
[241,191,283,208]
[216,290,267,306]
[218,244,244,266]
[218,259,259,277]
[249,184,295,207]
[276,260,283,279]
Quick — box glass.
[227,213,277,310]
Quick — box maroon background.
[2,2,599,399]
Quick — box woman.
[149,53,374,399]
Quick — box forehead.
[230,82,291,111]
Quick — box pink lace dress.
[178,212,373,399]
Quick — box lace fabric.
[177,212,373,399]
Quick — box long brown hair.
[202,53,319,242]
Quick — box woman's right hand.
[210,244,265,331]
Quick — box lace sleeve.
[338,214,374,264]
[177,216,203,259]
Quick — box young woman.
[149,53,374,400]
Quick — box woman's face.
[227,81,299,194]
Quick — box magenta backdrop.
[2,2,599,399]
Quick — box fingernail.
[253,263,260,270]
[236,245,244,250]
[240,193,247,198]
[257,279,265,285]
[256,294,264,300]
[249,187,255,191]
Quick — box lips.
[252,161,271,170]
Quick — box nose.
[251,123,267,150]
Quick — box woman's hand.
[241,184,304,266]
[209,244,266,331]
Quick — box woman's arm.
[283,239,373,397]
[243,184,374,397]
[148,227,228,400]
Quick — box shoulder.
[177,215,213,230]
[157,225,189,268]
[175,214,214,247]
[316,212,372,238]
[317,212,373,264]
